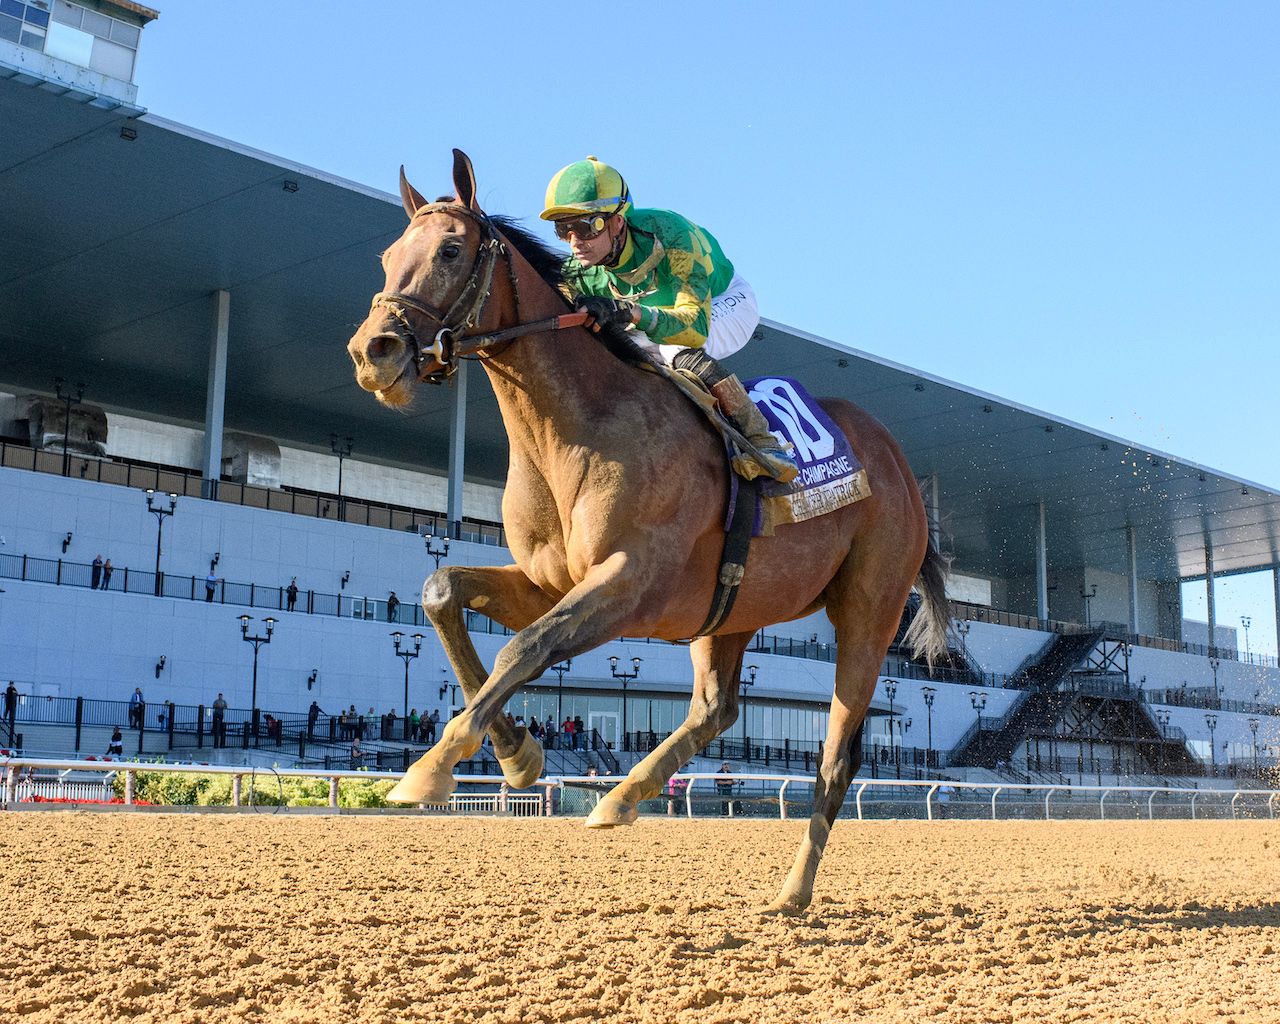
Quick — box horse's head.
[348,150,500,407]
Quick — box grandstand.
[1,10,1277,790]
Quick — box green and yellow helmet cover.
[541,156,632,221]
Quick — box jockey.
[541,156,798,484]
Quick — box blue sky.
[136,2,1280,648]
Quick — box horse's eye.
[440,244,462,261]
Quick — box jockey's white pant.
[628,272,759,365]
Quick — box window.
[17,0,143,82]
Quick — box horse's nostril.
[366,335,397,361]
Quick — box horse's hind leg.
[388,564,555,803]
[586,632,751,828]
[762,542,922,915]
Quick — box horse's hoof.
[500,728,544,789]
[387,771,456,806]
[584,797,638,829]
[755,896,810,918]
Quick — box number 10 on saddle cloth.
[745,376,871,535]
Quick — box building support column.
[1127,525,1140,635]
[200,290,230,500]
[1035,501,1049,623]
[1273,567,1280,662]
[925,474,940,552]
[1204,541,1216,653]
[446,359,468,539]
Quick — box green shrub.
[110,770,399,808]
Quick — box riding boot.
[710,374,800,484]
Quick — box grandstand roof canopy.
[3,76,1278,584]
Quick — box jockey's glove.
[573,295,635,332]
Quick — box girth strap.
[695,475,760,637]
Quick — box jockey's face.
[564,213,625,267]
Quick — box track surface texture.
[0,814,1276,1023]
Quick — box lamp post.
[1240,616,1252,662]
[739,664,758,745]
[970,690,988,764]
[921,686,936,770]
[329,434,353,520]
[53,377,85,478]
[548,658,572,722]
[1155,708,1171,773]
[1080,584,1097,627]
[884,679,898,776]
[608,655,641,747]
[955,620,971,663]
[144,489,177,596]
[1209,658,1221,700]
[424,533,450,570]
[238,615,276,735]
[391,631,425,719]
[1204,713,1218,773]
[1248,717,1260,772]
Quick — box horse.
[346,150,949,914]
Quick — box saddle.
[655,365,871,635]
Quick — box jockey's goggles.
[553,215,610,241]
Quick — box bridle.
[369,202,586,384]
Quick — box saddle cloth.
[742,376,871,535]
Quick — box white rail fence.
[2,759,1276,821]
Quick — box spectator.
[386,591,400,622]
[716,762,736,817]
[423,709,439,744]
[307,700,324,739]
[101,559,113,590]
[573,715,585,749]
[544,716,556,749]
[586,764,598,777]
[408,708,420,742]
[204,571,218,602]
[128,687,145,730]
[211,692,228,748]
[514,714,526,728]
[106,727,124,757]
[91,554,103,590]
[385,708,397,740]
[561,716,574,750]
[3,680,18,742]
[666,770,690,816]
[350,734,362,764]
[528,718,541,741]
[286,577,299,612]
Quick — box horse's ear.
[451,148,481,212]
[399,165,428,219]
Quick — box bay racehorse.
[346,150,949,913]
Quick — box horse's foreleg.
[586,633,750,828]
[387,565,555,804]
[421,552,647,795]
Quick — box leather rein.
[368,202,587,384]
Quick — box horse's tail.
[903,536,951,670]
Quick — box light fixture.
[836,358,849,368]
[1044,425,1054,433]
[119,125,137,141]
[981,404,992,413]
[282,180,299,193]
[913,382,925,392]
[62,532,72,553]
[307,669,318,690]
[210,551,220,571]
[154,655,166,678]
[341,570,350,590]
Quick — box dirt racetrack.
[0,813,1276,1024]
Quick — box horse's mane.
[488,214,650,369]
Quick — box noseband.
[369,203,586,384]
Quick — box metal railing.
[0,438,509,547]
[3,759,1275,822]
